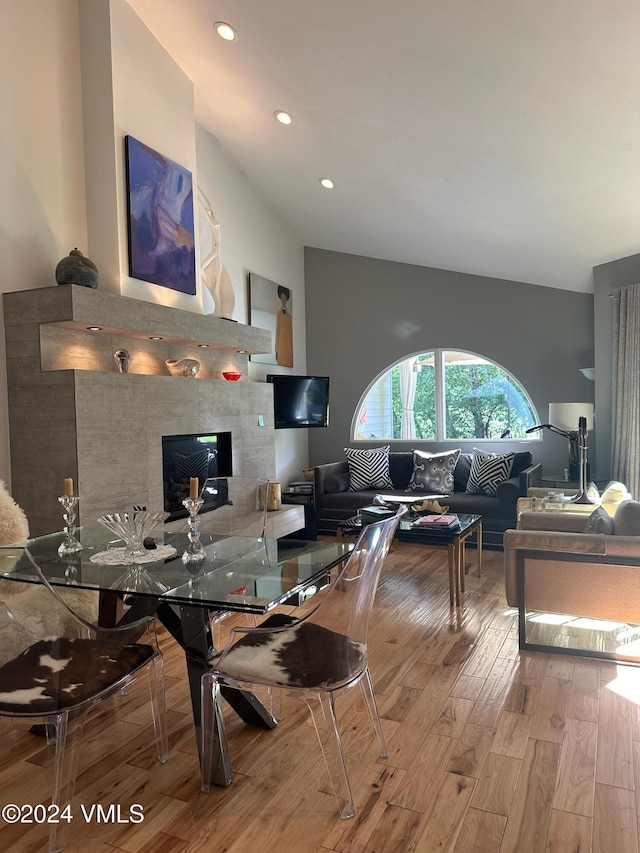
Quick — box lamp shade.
[549,402,594,432]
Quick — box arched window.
[353,350,539,441]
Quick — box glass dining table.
[0,526,351,788]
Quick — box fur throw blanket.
[0,479,29,545]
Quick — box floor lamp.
[526,402,596,504]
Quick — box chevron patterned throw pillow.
[465,450,514,496]
[345,446,394,492]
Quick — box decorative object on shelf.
[113,349,131,373]
[166,358,200,378]
[222,370,242,381]
[97,510,169,563]
[303,467,313,481]
[58,477,82,556]
[55,248,99,289]
[248,272,293,367]
[125,135,196,295]
[182,478,205,572]
[198,187,236,318]
[259,482,282,511]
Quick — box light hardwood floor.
[1,542,639,852]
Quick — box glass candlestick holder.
[58,495,83,556]
[182,496,205,572]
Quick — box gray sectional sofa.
[313,450,541,548]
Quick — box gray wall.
[304,248,595,477]
[593,251,640,481]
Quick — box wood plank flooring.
[1,542,639,852]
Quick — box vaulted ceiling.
[128,0,640,293]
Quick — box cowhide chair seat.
[202,510,405,821]
[0,637,155,714]
[218,613,365,689]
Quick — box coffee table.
[337,512,482,607]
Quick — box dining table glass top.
[0,526,352,615]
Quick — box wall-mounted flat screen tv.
[267,375,330,429]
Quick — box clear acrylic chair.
[0,546,168,853]
[197,477,270,651]
[200,508,404,819]
[198,476,269,541]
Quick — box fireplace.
[162,431,233,520]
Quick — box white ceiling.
[127,0,640,293]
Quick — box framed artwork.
[125,135,196,294]
[248,272,293,367]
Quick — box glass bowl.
[222,371,242,381]
[97,510,169,561]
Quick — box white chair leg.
[359,668,388,758]
[146,658,169,763]
[49,710,86,853]
[306,692,355,819]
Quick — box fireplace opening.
[162,431,233,521]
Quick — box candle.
[189,477,199,500]
[64,478,74,497]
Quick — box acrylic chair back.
[294,507,404,685]
[0,545,168,852]
[198,476,269,541]
[201,507,405,819]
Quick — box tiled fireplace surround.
[4,285,277,537]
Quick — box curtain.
[399,360,417,439]
[612,283,640,498]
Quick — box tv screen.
[267,375,330,429]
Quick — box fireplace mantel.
[4,286,277,535]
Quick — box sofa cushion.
[583,506,614,535]
[495,477,520,505]
[454,453,473,491]
[613,499,640,535]
[325,472,350,494]
[389,452,415,490]
[344,446,393,491]
[511,451,533,478]
[407,449,460,493]
[465,450,515,496]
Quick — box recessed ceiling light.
[274,110,292,126]
[149,336,163,341]
[320,178,335,190]
[198,344,209,348]
[87,326,103,331]
[214,22,237,41]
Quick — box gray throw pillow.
[407,449,460,493]
[582,506,613,535]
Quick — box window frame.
[351,348,540,443]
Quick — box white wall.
[0,0,308,490]
[0,0,88,486]
[195,128,308,485]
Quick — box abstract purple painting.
[125,135,196,294]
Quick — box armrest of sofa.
[517,509,590,533]
[519,463,542,494]
[503,528,608,607]
[313,461,349,510]
[504,528,640,622]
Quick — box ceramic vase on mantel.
[55,248,99,289]
[166,358,200,378]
